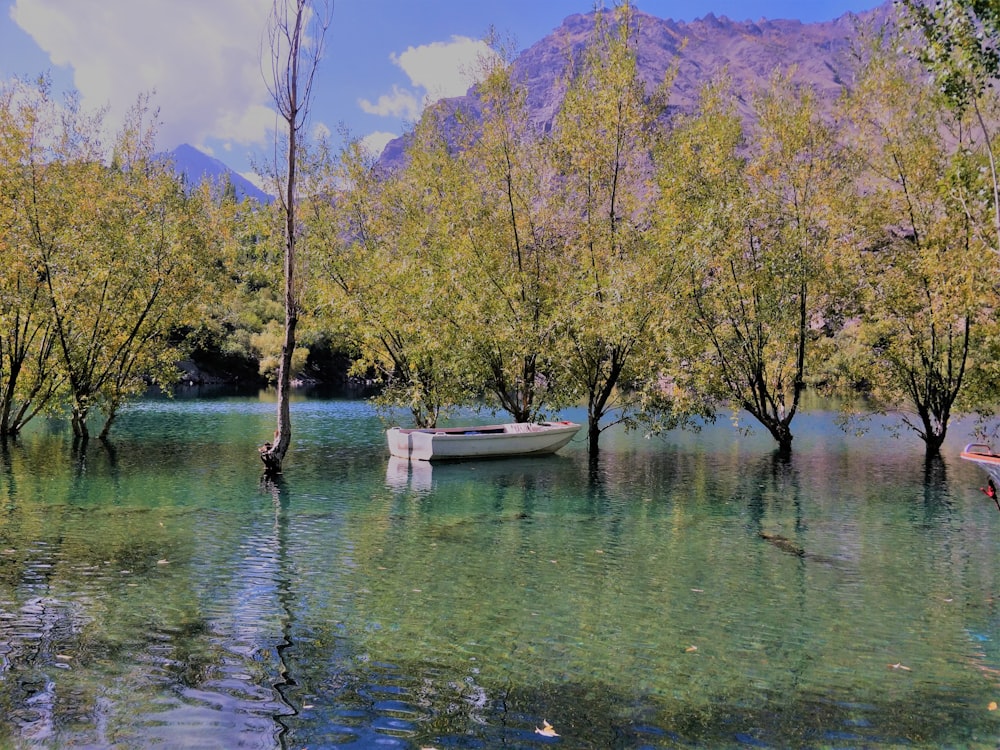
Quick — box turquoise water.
[0,392,998,748]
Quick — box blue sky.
[0,0,879,181]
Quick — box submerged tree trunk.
[588,420,601,455]
[918,409,948,459]
[71,404,89,441]
[259,150,299,474]
[98,408,118,443]
[0,372,17,436]
[769,423,793,458]
[260,311,297,474]
[924,433,946,459]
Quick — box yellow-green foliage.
[0,78,213,439]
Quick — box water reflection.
[0,397,999,747]
[260,474,299,746]
[384,456,433,495]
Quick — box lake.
[0,392,998,748]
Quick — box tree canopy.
[1,78,211,440]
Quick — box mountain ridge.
[167,143,271,203]
[379,1,892,166]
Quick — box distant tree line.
[2,0,999,457]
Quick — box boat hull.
[961,443,1000,485]
[387,421,581,462]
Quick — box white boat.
[387,420,581,462]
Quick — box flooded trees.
[549,4,685,454]
[316,119,472,429]
[312,2,1000,459]
[1,79,207,441]
[320,5,691,452]
[654,76,851,455]
[448,41,563,425]
[832,33,999,458]
[0,79,61,436]
[54,98,206,441]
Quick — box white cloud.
[359,85,421,120]
[359,35,497,128]
[240,169,268,192]
[312,121,332,141]
[392,35,493,102]
[11,0,275,150]
[353,35,497,156]
[360,131,397,158]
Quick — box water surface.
[1,393,998,748]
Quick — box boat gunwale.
[961,442,1000,464]
[388,421,579,439]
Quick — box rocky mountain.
[380,1,894,166]
[167,143,271,203]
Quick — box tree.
[47,100,205,440]
[898,0,1000,255]
[0,77,63,436]
[549,3,682,454]
[179,178,284,385]
[313,115,471,428]
[447,38,563,423]
[258,0,333,473]
[655,74,850,455]
[318,45,565,429]
[830,30,998,457]
[4,81,204,441]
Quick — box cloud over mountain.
[359,35,496,122]
[11,0,275,152]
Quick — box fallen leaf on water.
[989,701,997,711]
[535,720,559,737]
[888,663,911,671]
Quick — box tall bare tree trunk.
[258,0,332,475]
